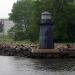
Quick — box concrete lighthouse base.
[30,45,60,58]
[31,46,60,58]
[31,47,58,53]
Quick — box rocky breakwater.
[0,43,75,58]
[0,43,32,57]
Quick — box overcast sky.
[0,0,17,19]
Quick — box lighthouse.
[39,11,54,49]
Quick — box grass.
[0,35,75,48]
[0,35,33,45]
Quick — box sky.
[0,0,17,19]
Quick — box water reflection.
[0,56,75,75]
[32,58,75,71]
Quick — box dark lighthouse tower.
[39,11,54,49]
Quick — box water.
[0,56,75,75]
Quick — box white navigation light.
[41,11,51,20]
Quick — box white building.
[0,19,14,35]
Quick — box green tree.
[52,0,75,42]
[66,3,75,41]
[9,0,75,42]
[9,0,33,41]
[52,0,68,41]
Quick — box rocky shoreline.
[0,43,75,58]
[0,43,49,58]
[0,43,33,57]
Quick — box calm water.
[0,56,75,75]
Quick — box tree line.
[9,0,75,42]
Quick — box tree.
[9,0,33,41]
[51,0,68,41]
[66,3,75,41]
[9,0,75,42]
[9,0,52,41]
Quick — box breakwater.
[0,43,75,58]
[0,43,32,57]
